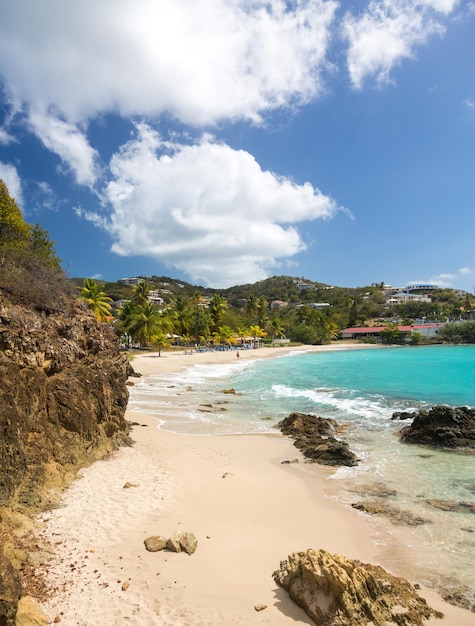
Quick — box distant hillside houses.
[296,303,331,310]
[386,292,432,306]
[383,283,439,294]
[270,300,289,310]
[119,277,143,285]
[148,290,165,306]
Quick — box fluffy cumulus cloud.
[0,0,462,286]
[0,0,336,127]
[90,124,339,287]
[28,108,100,187]
[343,0,459,88]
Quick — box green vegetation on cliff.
[0,179,69,311]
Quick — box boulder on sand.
[273,548,443,626]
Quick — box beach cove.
[36,345,475,625]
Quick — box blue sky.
[0,0,474,290]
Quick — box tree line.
[79,278,286,353]
[2,177,474,349]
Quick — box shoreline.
[36,344,474,625]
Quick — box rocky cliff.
[0,292,132,625]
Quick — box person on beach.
[236,350,240,358]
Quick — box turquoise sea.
[129,344,475,607]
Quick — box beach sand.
[36,346,475,625]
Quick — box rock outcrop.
[273,548,443,625]
[398,405,475,449]
[277,412,359,466]
[0,293,132,625]
[351,501,430,526]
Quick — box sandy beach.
[36,346,475,625]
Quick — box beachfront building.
[340,322,447,341]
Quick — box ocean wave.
[270,384,417,422]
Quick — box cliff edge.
[0,292,132,625]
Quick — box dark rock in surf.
[391,411,417,421]
[277,412,359,467]
[399,405,475,449]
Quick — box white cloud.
[0,0,337,127]
[0,162,23,208]
[28,108,100,187]
[91,123,339,287]
[408,267,475,289]
[459,267,475,276]
[343,0,458,89]
[0,0,460,191]
[0,127,15,145]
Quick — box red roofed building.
[340,323,447,341]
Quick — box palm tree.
[323,320,340,341]
[172,294,192,340]
[269,316,285,346]
[236,326,249,348]
[115,299,141,346]
[128,301,163,347]
[248,324,267,348]
[245,294,259,319]
[209,294,228,334]
[132,281,151,307]
[79,278,112,323]
[152,331,173,357]
[191,291,210,345]
[461,293,475,320]
[256,296,269,329]
[212,325,237,348]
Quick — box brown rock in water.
[144,536,168,552]
[426,499,475,514]
[348,482,397,498]
[277,412,359,466]
[351,501,430,526]
[273,549,443,626]
[399,405,475,449]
